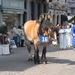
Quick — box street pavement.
[0,45,75,75]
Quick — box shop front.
[0,0,24,31]
[2,9,24,31]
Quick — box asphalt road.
[0,45,75,75]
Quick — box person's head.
[2,22,6,26]
[67,25,70,29]
[18,25,21,29]
[61,25,65,29]
[6,34,10,38]
[14,25,18,28]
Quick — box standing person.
[21,26,25,47]
[17,25,21,47]
[12,25,18,47]
[66,25,72,48]
[71,24,75,51]
[59,25,66,49]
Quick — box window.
[43,4,47,13]
[23,12,27,24]
[3,14,19,30]
[31,2,34,20]
[37,3,41,18]
[24,1,27,9]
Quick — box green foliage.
[0,25,8,34]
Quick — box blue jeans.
[17,35,21,47]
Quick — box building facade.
[48,0,68,26]
[23,0,48,24]
[0,0,24,31]
[67,0,75,24]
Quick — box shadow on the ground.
[47,57,75,65]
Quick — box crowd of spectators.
[54,23,75,51]
[0,24,25,52]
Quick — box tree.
[0,25,8,44]
[0,25,8,34]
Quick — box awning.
[2,9,24,14]
[61,15,68,24]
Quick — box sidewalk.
[0,45,75,75]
